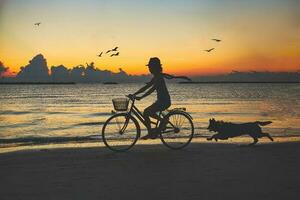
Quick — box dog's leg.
[249,137,258,146]
[207,135,219,142]
[207,134,220,141]
[263,132,274,141]
[207,135,214,141]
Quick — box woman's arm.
[163,73,192,81]
[137,85,156,100]
[133,78,154,96]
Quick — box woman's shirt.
[153,74,171,105]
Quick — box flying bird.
[34,22,41,26]
[110,52,119,57]
[212,39,221,42]
[106,50,112,54]
[97,52,103,57]
[112,47,118,51]
[204,48,215,52]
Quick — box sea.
[0,83,300,149]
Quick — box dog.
[207,118,274,146]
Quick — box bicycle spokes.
[170,114,185,129]
[113,115,129,135]
[102,113,139,152]
[120,116,130,134]
[160,112,194,150]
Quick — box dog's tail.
[255,121,272,126]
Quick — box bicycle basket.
[112,98,129,111]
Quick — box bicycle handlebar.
[126,94,135,101]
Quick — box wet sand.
[0,138,299,200]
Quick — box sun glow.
[1,0,299,76]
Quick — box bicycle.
[102,95,194,152]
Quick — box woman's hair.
[147,57,192,81]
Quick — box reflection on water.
[0,83,300,146]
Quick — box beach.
[1,137,299,200]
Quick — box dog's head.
[208,118,218,132]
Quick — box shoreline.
[1,136,299,154]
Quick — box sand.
[0,137,299,200]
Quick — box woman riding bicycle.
[130,57,191,139]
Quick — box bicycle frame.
[120,97,179,135]
[126,98,160,130]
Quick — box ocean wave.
[45,111,76,115]
[207,112,257,116]
[86,112,112,117]
[74,122,105,126]
[0,122,38,129]
[0,110,32,115]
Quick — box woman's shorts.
[145,101,171,115]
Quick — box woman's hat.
[146,57,161,66]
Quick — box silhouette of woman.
[130,57,191,139]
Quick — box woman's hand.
[127,94,142,100]
[135,96,142,101]
[127,94,135,100]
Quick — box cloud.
[51,65,70,82]
[17,54,50,82]
[0,61,8,77]
[69,65,85,82]
[2,54,299,83]
[193,70,300,82]
[10,54,150,83]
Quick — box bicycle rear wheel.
[160,111,194,150]
[102,113,140,152]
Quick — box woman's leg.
[143,104,159,132]
[143,102,169,139]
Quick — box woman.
[130,57,191,139]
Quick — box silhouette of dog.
[207,118,274,146]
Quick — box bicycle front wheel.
[102,113,140,152]
[160,112,194,150]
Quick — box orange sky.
[0,0,299,76]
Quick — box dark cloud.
[2,54,299,83]
[51,65,70,82]
[17,54,50,82]
[10,54,150,83]
[193,71,300,82]
[70,65,85,82]
[0,61,8,77]
[66,62,151,83]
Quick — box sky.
[0,0,299,76]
